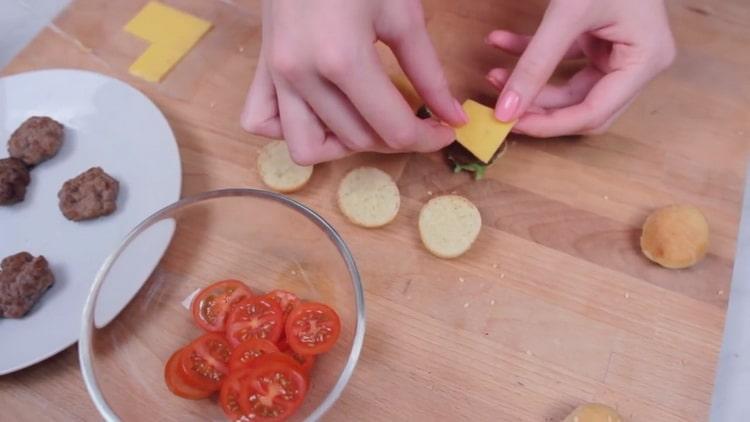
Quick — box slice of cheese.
[455,100,514,163]
[124,2,212,82]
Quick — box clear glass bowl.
[78,189,365,421]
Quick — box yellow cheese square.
[455,100,514,163]
[124,2,212,82]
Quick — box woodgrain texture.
[1,0,749,420]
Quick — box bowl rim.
[78,188,366,422]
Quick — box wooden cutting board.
[2,0,748,420]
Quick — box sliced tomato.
[226,296,285,347]
[239,361,308,421]
[277,336,315,375]
[180,333,232,391]
[264,290,301,319]
[191,280,253,332]
[164,348,214,400]
[285,302,341,355]
[249,352,302,372]
[285,349,316,375]
[229,339,280,372]
[220,368,253,421]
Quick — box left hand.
[487,0,677,137]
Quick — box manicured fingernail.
[495,90,520,122]
[453,99,469,124]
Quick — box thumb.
[494,5,584,122]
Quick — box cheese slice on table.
[124,2,213,82]
[455,100,514,163]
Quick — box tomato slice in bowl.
[220,367,254,421]
[191,280,253,332]
[180,333,232,391]
[164,348,214,400]
[277,336,316,375]
[229,339,280,372]
[226,296,285,347]
[285,349,316,375]
[285,302,341,355]
[239,360,308,421]
[264,290,301,319]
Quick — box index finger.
[321,48,455,153]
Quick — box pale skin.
[241,0,676,165]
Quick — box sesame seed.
[624,292,631,299]
[463,302,469,308]
[500,273,505,279]
[238,46,245,52]
[490,299,496,306]
[458,277,465,283]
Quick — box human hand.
[487,0,676,137]
[241,0,467,165]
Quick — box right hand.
[241,0,468,165]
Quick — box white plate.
[0,69,181,375]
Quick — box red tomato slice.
[220,368,253,421]
[229,339,280,372]
[285,302,341,355]
[285,349,316,375]
[226,296,285,347]
[277,336,315,375]
[180,333,232,391]
[239,361,308,421]
[164,348,214,400]
[191,280,253,332]
[264,290,301,319]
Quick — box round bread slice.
[257,141,314,193]
[338,167,400,228]
[562,403,623,422]
[640,204,709,269]
[419,195,481,259]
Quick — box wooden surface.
[2,0,749,420]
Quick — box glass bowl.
[78,189,365,421]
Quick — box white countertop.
[1,1,748,420]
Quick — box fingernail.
[453,99,469,124]
[495,90,520,122]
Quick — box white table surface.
[1,1,748,420]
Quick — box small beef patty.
[0,252,55,318]
[0,157,31,205]
[58,167,119,221]
[8,116,64,166]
